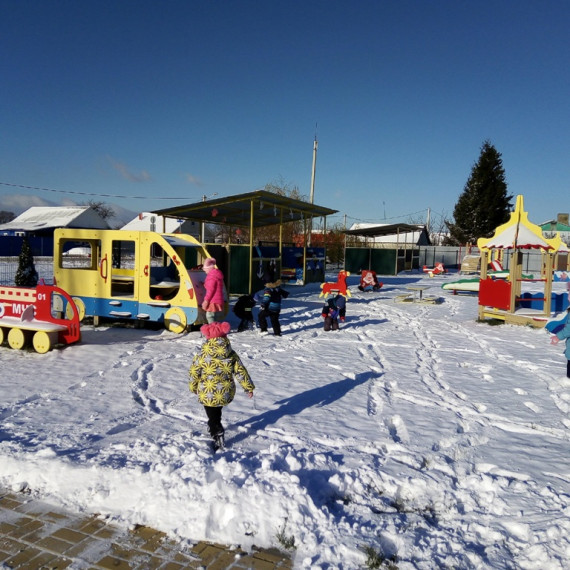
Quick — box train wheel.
[8,327,26,350]
[164,307,187,334]
[33,331,53,354]
[66,297,86,321]
[0,327,4,345]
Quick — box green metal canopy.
[153,190,337,228]
[152,190,338,294]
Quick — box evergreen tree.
[446,140,513,245]
[15,236,39,287]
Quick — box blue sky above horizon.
[1,0,569,229]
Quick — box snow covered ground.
[1,272,569,569]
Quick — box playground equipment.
[546,286,570,333]
[441,278,481,293]
[442,265,535,294]
[358,269,383,291]
[395,284,442,304]
[0,283,81,353]
[459,255,481,274]
[53,228,225,333]
[320,270,351,297]
[476,195,561,328]
[422,262,446,277]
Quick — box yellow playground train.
[53,228,226,333]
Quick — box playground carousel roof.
[152,190,337,228]
[477,195,562,251]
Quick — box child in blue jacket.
[258,279,289,336]
[551,307,570,378]
[321,293,346,331]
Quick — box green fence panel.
[345,248,370,273]
[346,248,400,275]
[227,245,250,295]
[371,249,397,275]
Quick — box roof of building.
[344,222,424,238]
[121,212,198,233]
[152,190,337,228]
[540,220,570,232]
[0,206,109,232]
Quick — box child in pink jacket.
[202,258,225,323]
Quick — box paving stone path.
[0,489,293,569]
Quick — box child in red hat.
[189,321,255,450]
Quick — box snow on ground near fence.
[1,272,569,569]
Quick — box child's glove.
[322,313,327,318]
[551,336,560,345]
[340,316,345,322]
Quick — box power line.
[1,180,450,223]
[0,181,196,201]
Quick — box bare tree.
[408,210,451,245]
[83,200,115,222]
[0,210,15,224]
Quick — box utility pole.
[308,131,318,246]
[310,135,318,204]
[201,194,207,244]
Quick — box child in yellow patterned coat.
[189,321,255,449]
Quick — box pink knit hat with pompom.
[200,321,231,339]
[203,258,217,272]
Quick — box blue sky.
[1,0,569,229]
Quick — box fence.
[1,248,565,287]
[0,257,54,286]
[417,246,566,275]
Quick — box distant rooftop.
[0,206,109,232]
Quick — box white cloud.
[185,173,203,186]
[107,156,152,183]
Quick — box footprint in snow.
[384,414,410,443]
[523,401,541,413]
[515,360,540,371]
